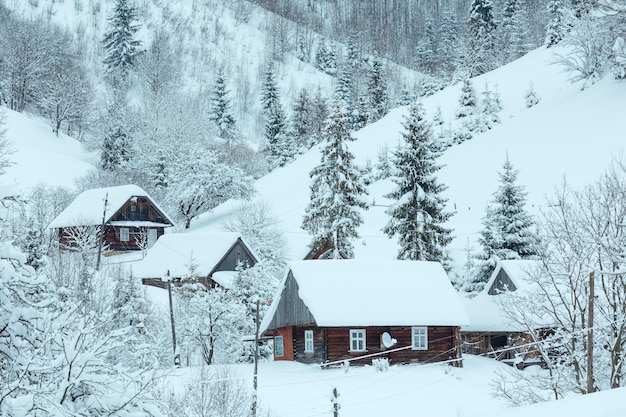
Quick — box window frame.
[274,335,284,357]
[304,330,314,353]
[119,227,130,242]
[349,329,366,352]
[411,326,428,350]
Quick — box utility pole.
[251,299,260,417]
[587,271,595,394]
[164,270,179,367]
[95,193,108,271]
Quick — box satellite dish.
[381,332,397,348]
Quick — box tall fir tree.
[383,101,453,265]
[209,68,237,144]
[465,157,539,292]
[545,0,569,47]
[366,57,388,122]
[468,0,497,74]
[290,88,312,150]
[301,101,369,259]
[102,0,142,78]
[260,65,286,165]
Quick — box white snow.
[263,259,469,329]
[131,231,244,280]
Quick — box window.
[412,327,428,350]
[304,330,314,353]
[275,336,284,357]
[350,329,366,352]
[120,228,130,242]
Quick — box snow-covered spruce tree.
[210,67,237,145]
[308,89,329,146]
[260,64,287,165]
[383,101,453,266]
[375,144,393,180]
[335,66,353,113]
[466,157,539,293]
[467,0,497,75]
[102,0,142,79]
[500,0,530,62]
[454,79,479,141]
[525,83,540,108]
[366,57,388,122]
[415,18,438,75]
[290,88,313,151]
[545,0,570,47]
[301,101,369,259]
[480,83,503,129]
[296,31,309,63]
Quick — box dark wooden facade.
[141,238,257,289]
[56,196,172,252]
[487,268,518,295]
[461,331,545,368]
[270,325,460,366]
[265,270,463,366]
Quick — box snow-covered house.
[132,232,257,289]
[260,260,469,366]
[49,184,174,253]
[461,260,545,367]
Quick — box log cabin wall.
[291,326,457,366]
[104,225,165,251]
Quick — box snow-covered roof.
[262,259,469,330]
[462,260,542,332]
[131,231,246,279]
[48,184,174,229]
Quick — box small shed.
[48,184,174,252]
[133,231,258,289]
[260,259,469,366]
[461,260,546,367]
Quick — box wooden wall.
[286,325,459,366]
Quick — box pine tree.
[467,157,539,292]
[209,68,237,144]
[415,18,437,74]
[367,57,388,122]
[383,101,453,265]
[315,38,336,75]
[260,65,286,165]
[260,65,280,116]
[290,88,312,150]
[480,83,503,129]
[546,1,569,47]
[455,79,480,135]
[301,101,369,259]
[468,0,497,74]
[101,125,132,171]
[102,0,142,77]
[296,31,309,62]
[525,83,540,108]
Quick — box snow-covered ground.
[163,355,625,417]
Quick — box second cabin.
[260,259,469,367]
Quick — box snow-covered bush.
[372,357,390,372]
[524,83,541,108]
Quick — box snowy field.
[163,356,626,417]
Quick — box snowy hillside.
[193,45,626,269]
[2,108,96,191]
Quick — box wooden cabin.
[49,184,174,252]
[133,232,258,289]
[260,260,469,367]
[460,260,547,368]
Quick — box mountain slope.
[192,45,626,269]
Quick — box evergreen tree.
[455,79,480,136]
[315,38,336,75]
[209,68,237,144]
[101,125,132,171]
[480,83,503,129]
[301,101,369,259]
[367,57,388,122]
[501,0,529,61]
[383,101,453,265]
[102,0,142,77]
[260,65,280,116]
[290,88,313,150]
[296,31,309,63]
[467,157,539,292]
[415,18,437,74]
[260,65,286,165]
[545,1,569,47]
[525,83,541,108]
[468,0,497,74]
[308,89,329,146]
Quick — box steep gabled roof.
[461,260,543,332]
[48,184,174,229]
[131,231,256,280]
[262,259,469,332]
